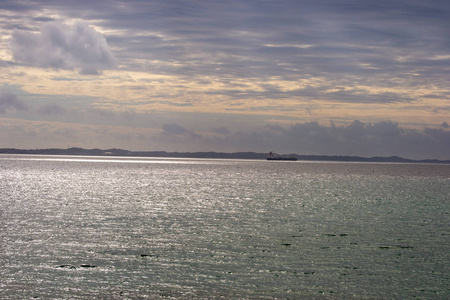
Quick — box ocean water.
[1,155,449,299]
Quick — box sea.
[1,154,449,299]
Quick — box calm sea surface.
[1,154,449,299]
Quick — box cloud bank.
[198,120,450,160]
[9,21,116,74]
[2,116,449,160]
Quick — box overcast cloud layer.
[0,0,449,159]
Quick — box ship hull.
[267,157,297,161]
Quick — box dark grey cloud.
[162,123,190,136]
[197,120,450,160]
[9,21,117,74]
[282,121,450,160]
[212,126,229,135]
[0,90,28,113]
[160,123,201,146]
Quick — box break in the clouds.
[9,21,116,74]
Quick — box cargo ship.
[267,151,297,161]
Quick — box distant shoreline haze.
[1,148,449,164]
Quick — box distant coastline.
[1,147,449,164]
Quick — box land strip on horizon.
[1,148,449,164]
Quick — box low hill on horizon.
[1,147,449,164]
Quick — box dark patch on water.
[325,233,348,237]
[57,264,76,269]
[140,254,157,257]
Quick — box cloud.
[2,116,449,159]
[160,123,201,145]
[270,121,450,160]
[38,103,67,115]
[212,126,229,135]
[0,90,28,113]
[193,120,450,160]
[162,123,190,135]
[9,21,117,74]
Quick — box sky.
[0,0,449,160]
